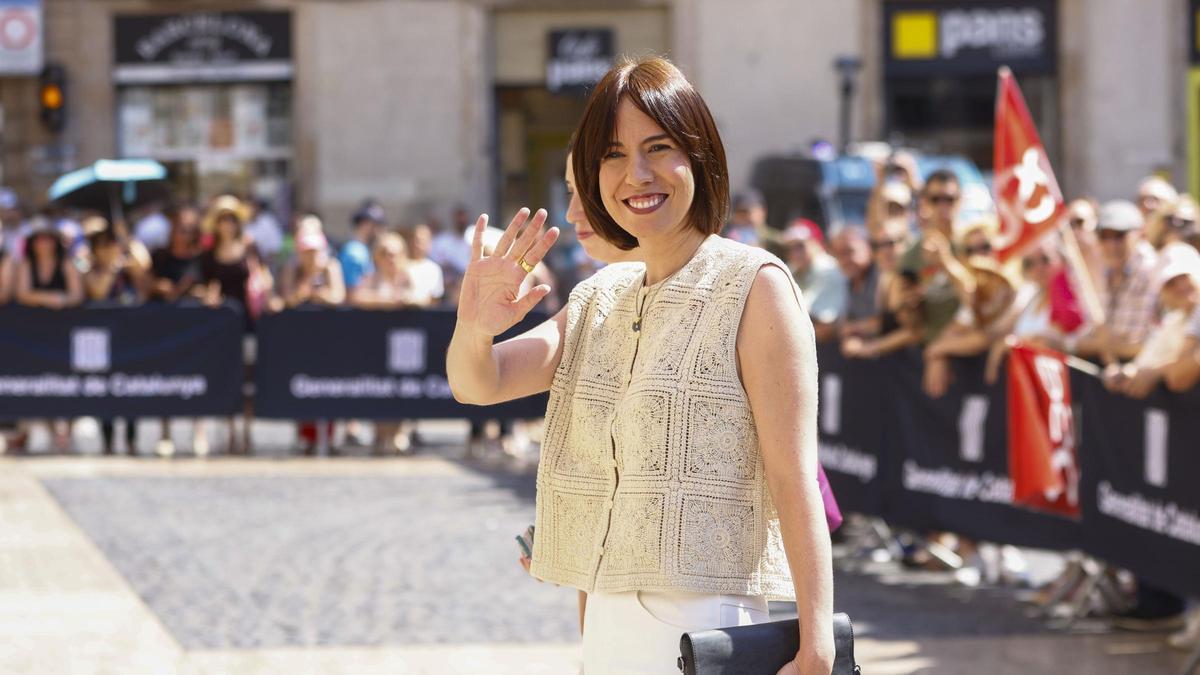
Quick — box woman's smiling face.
[597,97,695,242]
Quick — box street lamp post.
[834,56,862,155]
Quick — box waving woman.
[448,56,832,674]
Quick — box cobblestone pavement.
[6,419,1196,673]
[42,470,578,650]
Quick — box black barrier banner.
[254,308,549,420]
[0,304,244,417]
[1075,373,1200,598]
[816,344,889,516]
[880,350,1080,550]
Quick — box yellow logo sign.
[892,11,938,60]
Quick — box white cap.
[1156,242,1200,288]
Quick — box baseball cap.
[1097,200,1143,232]
[352,202,386,225]
[1156,242,1200,288]
[296,228,328,252]
[781,218,823,246]
[880,181,913,206]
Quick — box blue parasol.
[47,159,170,225]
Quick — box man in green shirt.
[900,169,964,344]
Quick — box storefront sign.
[113,11,292,83]
[884,0,1057,76]
[0,0,42,75]
[546,29,613,93]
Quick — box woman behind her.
[516,151,644,635]
[448,57,833,674]
[15,219,83,453]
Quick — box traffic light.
[39,64,66,134]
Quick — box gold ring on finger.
[517,257,535,274]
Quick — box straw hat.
[201,195,251,234]
[966,256,1018,329]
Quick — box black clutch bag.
[678,613,860,675]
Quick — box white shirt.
[429,230,471,276]
[245,212,284,258]
[407,258,444,305]
[134,212,171,250]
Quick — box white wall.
[297,0,489,233]
[688,0,863,192]
[1060,0,1183,200]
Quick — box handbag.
[817,464,844,532]
[678,612,859,675]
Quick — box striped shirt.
[1103,248,1159,347]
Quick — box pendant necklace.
[632,271,671,332]
[632,287,652,332]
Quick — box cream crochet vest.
[530,235,795,599]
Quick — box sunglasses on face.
[1022,254,1050,270]
[924,193,959,206]
[1098,230,1129,242]
[869,237,904,251]
[1069,217,1088,229]
[964,242,993,256]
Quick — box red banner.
[1007,341,1081,518]
[993,67,1065,262]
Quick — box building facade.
[0,0,1193,235]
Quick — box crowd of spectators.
[0,190,459,458]
[3,159,1197,446]
[2,149,1199,644]
[728,156,1200,648]
[730,157,1200,403]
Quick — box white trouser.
[581,590,769,674]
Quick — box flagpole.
[1057,219,1107,326]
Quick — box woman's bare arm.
[738,264,834,675]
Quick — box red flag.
[1007,341,1080,518]
[993,67,1065,262]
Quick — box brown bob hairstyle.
[571,56,730,251]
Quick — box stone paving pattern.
[20,427,1191,673]
[42,471,579,650]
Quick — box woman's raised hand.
[456,208,559,338]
